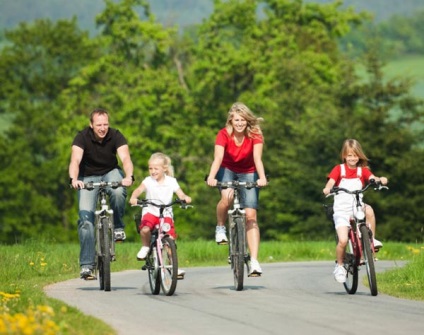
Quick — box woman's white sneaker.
[249,259,262,276]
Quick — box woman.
[206,102,267,276]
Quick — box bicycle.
[134,198,191,296]
[325,179,388,296]
[78,181,122,292]
[209,179,261,291]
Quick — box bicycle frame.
[136,199,190,296]
[328,180,387,296]
[214,180,260,291]
[95,187,115,260]
[82,181,121,292]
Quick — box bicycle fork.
[228,211,249,266]
[95,210,116,261]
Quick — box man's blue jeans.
[77,168,127,268]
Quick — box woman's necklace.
[234,135,245,146]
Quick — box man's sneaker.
[373,238,383,249]
[80,267,95,280]
[333,264,347,283]
[249,259,262,277]
[114,228,126,242]
[137,246,150,260]
[177,269,186,279]
[215,226,228,245]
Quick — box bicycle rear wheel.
[343,238,358,294]
[160,236,178,296]
[98,217,111,291]
[230,217,245,291]
[148,247,161,295]
[360,225,378,296]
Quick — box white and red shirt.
[328,163,373,213]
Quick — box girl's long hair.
[225,102,264,140]
[340,139,369,167]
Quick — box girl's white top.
[142,175,180,217]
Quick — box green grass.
[0,239,423,334]
[383,55,424,99]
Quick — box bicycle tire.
[98,255,104,290]
[360,224,378,296]
[231,217,245,291]
[160,236,178,296]
[343,237,358,294]
[148,247,160,295]
[97,218,105,290]
[100,217,111,291]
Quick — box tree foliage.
[0,0,423,244]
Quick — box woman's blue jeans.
[77,168,127,268]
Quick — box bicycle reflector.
[354,210,365,221]
[161,222,171,232]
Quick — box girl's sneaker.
[333,264,347,283]
[137,246,150,260]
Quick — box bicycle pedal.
[248,272,261,278]
[177,274,185,280]
[217,241,228,245]
[141,265,147,271]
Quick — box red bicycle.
[326,179,388,296]
[134,198,191,296]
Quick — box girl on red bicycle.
[322,139,388,283]
[129,153,192,263]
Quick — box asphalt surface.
[45,261,424,335]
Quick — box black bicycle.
[81,181,122,292]
[326,179,388,296]
[209,179,260,291]
[134,198,191,296]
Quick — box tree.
[0,18,99,243]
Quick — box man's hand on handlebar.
[70,179,84,190]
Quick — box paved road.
[45,261,424,335]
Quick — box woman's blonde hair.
[149,152,174,177]
[340,139,369,167]
[225,102,264,140]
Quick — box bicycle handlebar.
[204,175,264,189]
[80,181,122,190]
[215,180,259,189]
[327,179,389,197]
[135,198,192,210]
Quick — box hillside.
[0,0,424,34]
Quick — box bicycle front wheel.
[360,225,378,296]
[160,236,178,296]
[343,238,358,295]
[231,217,245,291]
[99,217,111,292]
[148,247,161,295]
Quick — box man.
[69,108,134,279]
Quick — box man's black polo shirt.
[72,127,128,177]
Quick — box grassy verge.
[0,239,423,334]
